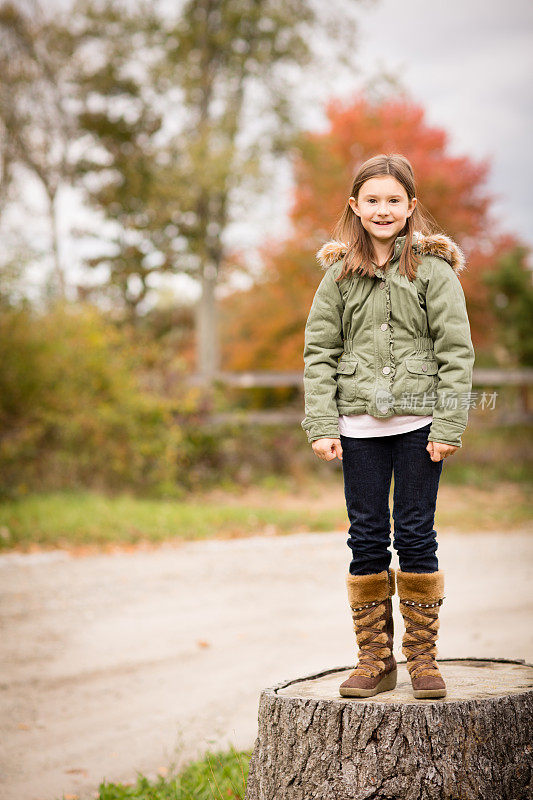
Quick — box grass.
[58,748,251,800]
[1,424,531,552]
[0,474,530,553]
[0,484,347,551]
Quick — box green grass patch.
[0,489,346,551]
[58,748,251,799]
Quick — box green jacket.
[301,231,475,447]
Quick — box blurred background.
[0,0,531,549]
[1,2,532,799]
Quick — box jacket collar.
[316,231,466,275]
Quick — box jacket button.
[380,323,388,331]
[382,366,391,375]
[379,281,386,289]
[422,363,428,372]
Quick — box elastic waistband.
[414,336,434,353]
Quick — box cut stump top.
[275,658,533,705]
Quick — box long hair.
[332,153,441,282]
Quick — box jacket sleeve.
[301,267,345,443]
[425,258,475,448]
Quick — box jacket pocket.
[336,359,358,402]
[405,358,438,394]
[405,359,438,376]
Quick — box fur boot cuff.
[396,569,444,603]
[346,568,395,606]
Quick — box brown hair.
[332,153,441,282]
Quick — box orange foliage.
[220,93,522,369]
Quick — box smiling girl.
[301,153,475,699]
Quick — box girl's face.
[348,175,416,247]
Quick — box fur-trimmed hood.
[316,231,466,275]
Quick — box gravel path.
[1,528,532,800]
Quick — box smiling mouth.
[373,221,393,225]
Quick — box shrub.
[0,303,192,497]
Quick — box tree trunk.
[47,187,66,298]
[196,261,219,386]
[246,658,533,800]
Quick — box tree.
[482,245,533,367]
[0,0,74,296]
[148,0,377,385]
[66,0,372,371]
[220,92,525,371]
[66,0,171,318]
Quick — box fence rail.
[189,368,532,426]
[189,368,533,388]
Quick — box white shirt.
[339,414,433,438]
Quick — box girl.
[301,153,475,699]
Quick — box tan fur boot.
[396,569,447,699]
[339,569,397,698]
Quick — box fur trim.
[396,569,444,603]
[346,568,395,605]
[316,239,350,270]
[316,231,466,275]
[412,231,466,275]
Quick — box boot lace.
[350,600,390,678]
[400,598,444,678]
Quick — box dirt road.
[1,527,532,800]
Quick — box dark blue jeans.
[340,423,443,576]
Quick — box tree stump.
[245,659,533,800]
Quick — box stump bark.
[245,659,533,800]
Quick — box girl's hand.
[426,441,458,462]
[312,437,343,462]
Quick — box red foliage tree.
[220,92,525,370]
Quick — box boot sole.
[413,688,447,699]
[339,668,397,698]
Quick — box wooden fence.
[189,368,533,425]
